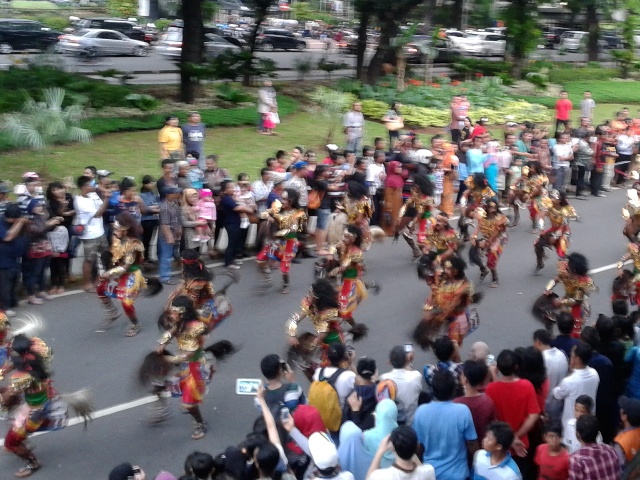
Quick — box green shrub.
[125,93,161,111]
[34,14,69,31]
[450,58,512,77]
[361,98,549,127]
[215,84,254,103]
[548,67,617,84]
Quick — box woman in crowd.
[140,175,160,264]
[46,181,75,294]
[181,188,209,252]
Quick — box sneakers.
[227,264,241,270]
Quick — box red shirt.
[453,394,497,440]
[485,379,541,448]
[535,444,570,480]
[555,99,573,121]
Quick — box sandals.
[125,324,141,337]
[192,422,207,440]
[16,462,41,478]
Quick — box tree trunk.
[397,52,406,91]
[243,11,267,86]
[586,4,599,62]
[180,0,204,103]
[366,20,397,85]
[451,0,463,29]
[356,6,370,82]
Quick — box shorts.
[82,235,108,263]
[316,208,331,231]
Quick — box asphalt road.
[0,186,630,478]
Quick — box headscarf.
[385,161,404,189]
[338,421,371,480]
[182,187,198,206]
[292,404,326,437]
[363,399,398,467]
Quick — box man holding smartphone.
[380,345,424,425]
[259,354,306,412]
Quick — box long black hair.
[181,249,213,282]
[311,278,340,311]
[515,346,547,394]
[158,295,199,333]
[11,334,50,382]
[283,188,300,209]
[413,174,434,196]
[345,224,363,248]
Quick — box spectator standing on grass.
[344,102,365,155]
[569,415,622,480]
[73,175,109,292]
[159,115,183,161]
[257,80,277,134]
[554,91,573,136]
[182,112,206,168]
[580,91,595,120]
[157,186,182,285]
[0,204,28,317]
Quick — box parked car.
[156,30,240,59]
[0,19,61,54]
[601,32,623,49]
[542,26,570,48]
[456,32,506,57]
[74,18,149,43]
[559,31,609,52]
[256,28,306,51]
[216,0,254,17]
[405,38,459,64]
[57,29,149,56]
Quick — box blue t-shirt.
[467,149,485,174]
[220,195,241,227]
[0,220,27,269]
[182,123,206,167]
[473,450,522,480]
[413,400,477,480]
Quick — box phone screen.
[404,343,413,353]
[235,378,262,395]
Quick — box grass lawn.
[2,112,388,184]
[9,0,59,9]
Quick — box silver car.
[57,28,149,57]
[156,31,241,59]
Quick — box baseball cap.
[308,432,339,470]
[22,172,39,183]
[506,122,518,127]
[620,396,640,426]
[97,169,112,177]
[293,161,308,170]
[108,462,135,480]
[0,182,10,194]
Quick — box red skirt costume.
[257,207,306,274]
[423,278,474,346]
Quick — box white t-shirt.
[368,464,436,480]
[563,418,603,454]
[552,143,573,168]
[380,368,424,424]
[366,163,386,191]
[553,367,600,433]
[312,367,355,409]
[617,134,635,155]
[580,98,595,118]
[543,348,569,393]
[343,111,364,139]
[73,193,105,240]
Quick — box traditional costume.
[97,213,161,336]
[509,163,548,229]
[544,253,596,338]
[397,174,436,258]
[617,243,640,305]
[1,334,93,477]
[469,197,508,287]
[459,173,496,241]
[414,256,479,349]
[257,189,307,293]
[534,190,578,273]
[332,225,369,325]
[622,183,640,242]
[342,182,373,250]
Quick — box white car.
[456,32,506,56]
[56,28,149,56]
[559,31,608,52]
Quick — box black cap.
[357,357,376,380]
[108,462,135,480]
[620,396,640,426]
[4,203,22,219]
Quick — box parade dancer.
[617,243,640,306]
[542,253,596,338]
[97,212,162,336]
[256,189,307,294]
[622,180,640,242]
[413,256,480,349]
[342,181,373,250]
[150,295,236,439]
[395,174,436,258]
[534,190,578,273]
[509,162,549,229]
[0,312,10,373]
[1,334,93,477]
[459,173,496,241]
[166,249,235,333]
[285,279,365,379]
[469,196,509,288]
[416,213,460,290]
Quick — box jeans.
[157,235,179,281]
[346,137,362,155]
[553,166,569,192]
[575,165,587,195]
[224,224,242,267]
[24,256,50,296]
[0,266,19,310]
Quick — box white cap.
[308,432,339,470]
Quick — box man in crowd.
[454,360,497,440]
[532,329,568,420]
[344,101,365,155]
[554,90,573,135]
[0,204,28,317]
[182,111,206,169]
[157,186,182,284]
[380,345,424,425]
[413,370,478,480]
[569,415,622,480]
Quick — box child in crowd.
[562,395,602,454]
[534,420,569,480]
[195,188,216,243]
[186,153,204,189]
[473,421,522,480]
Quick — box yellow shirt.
[158,126,183,153]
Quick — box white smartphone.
[235,378,262,395]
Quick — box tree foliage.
[502,0,540,77]
[107,0,138,17]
